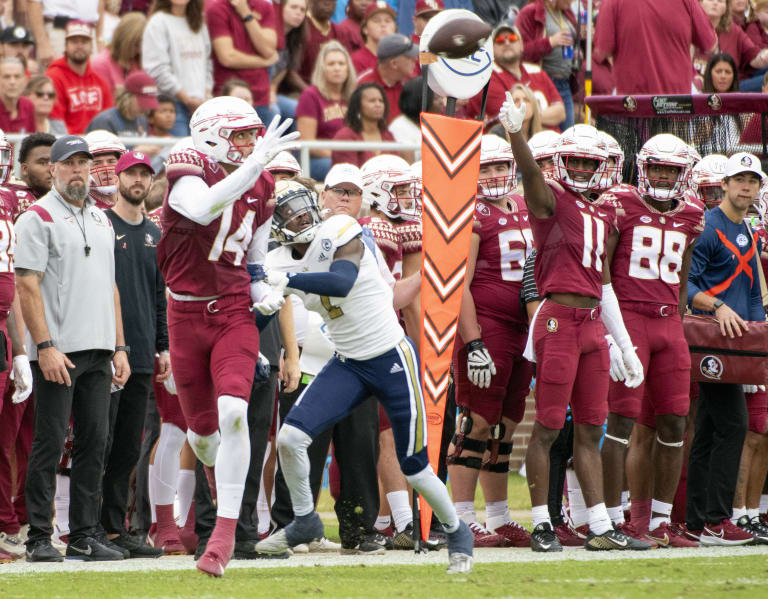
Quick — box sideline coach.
[16,135,131,562]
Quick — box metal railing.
[5,134,420,178]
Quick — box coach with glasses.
[16,135,130,562]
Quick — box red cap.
[124,71,159,111]
[363,1,396,24]
[414,0,444,16]
[65,20,93,39]
[115,150,155,176]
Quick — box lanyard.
[55,189,91,257]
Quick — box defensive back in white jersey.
[267,214,405,360]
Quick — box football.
[427,17,492,59]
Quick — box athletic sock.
[532,504,551,528]
[587,503,613,536]
[405,467,459,533]
[760,495,768,514]
[629,498,651,534]
[566,469,587,527]
[375,516,391,531]
[155,503,178,537]
[607,505,625,526]
[176,469,195,527]
[204,516,237,566]
[649,499,673,531]
[386,490,412,533]
[747,508,759,520]
[485,501,510,532]
[621,490,630,512]
[454,501,475,524]
[732,506,747,524]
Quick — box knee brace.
[482,425,512,472]
[186,429,221,467]
[656,434,684,448]
[604,433,630,447]
[217,394,248,436]
[447,408,483,468]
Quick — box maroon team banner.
[418,113,482,538]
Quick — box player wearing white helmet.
[447,133,533,549]
[527,130,560,175]
[256,180,475,574]
[598,131,625,190]
[689,154,728,209]
[266,151,302,182]
[362,154,421,222]
[85,130,127,209]
[499,93,646,553]
[636,133,692,201]
[157,96,299,577]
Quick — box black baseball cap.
[50,135,94,163]
[0,26,34,44]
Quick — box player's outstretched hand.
[466,339,496,389]
[605,334,628,383]
[249,115,301,168]
[499,91,526,134]
[621,347,644,389]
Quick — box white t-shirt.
[36,0,99,21]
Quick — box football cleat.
[446,520,474,574]
[737,516,768,545]
[309,537,342,552]
[553,523,584,547]
[149,524,187,555]
[446,552,473,575]
[467,521,505,547]
[585,527,653,551]
[489,520,531,548]
[65,536,125,561]
[530,522,563,552]
[393,523,416,550]
[617,521,657,548]
[700,518,755,546]
[645,522,698,548]
[0,532,25,557]
[25,539,64,562]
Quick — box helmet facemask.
[638,160,687,201]
[90,153,120,196]
[555,152,606,192]
[272,185,323,245]
[478,161,516,199]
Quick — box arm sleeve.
[286,259,359,297]
[142,17,181,97]
[246,217,273,266]
[14,210,51,272]
[521,249,540,304]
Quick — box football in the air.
[427,18,492,59]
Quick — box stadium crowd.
[0,0,766,579]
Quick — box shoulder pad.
[166,149,206,181]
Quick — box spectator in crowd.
[142,0,212,137]
[0,58,36,133]
[593,0,716,95]
[696,0,768,83]
[703,51,740,93]
[17,135,130,562]
[331,81,396,166]
[46,21,114,135]
[466,23,564,129]
[22,75,58,134]
[516,0,576,130]
[388,75,444,162]
[741,0,768,90]
[270,0,308,120]
[27,0,104,67]
[100,150,169,559]
[221,77,255,103]
[298,0,338,84]
[296,40,355,180]
[731,0,751,27]
[686,152,766,546]
[357,33,417,124]
[91,12,146,94]
[412,0,443,44]
[86,70,159,138]
[207,0,279,123]
[0,26,39,75]
[472,0,524,27]
[351,1,396,75]
[147,93,176,137]
[336,0,371,54]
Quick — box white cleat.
[254,529,291,555]
[309,537,341,553]
[446,553,473,574]
[291,543,309,554]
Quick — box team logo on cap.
[741,155,752,167]
[66,140,81,145]
[133,152,145,160]
[546,318,558,333]
[700,355,722,380]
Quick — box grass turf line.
[1,555,764,598]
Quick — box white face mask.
[478,176,512,199]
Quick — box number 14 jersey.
[607,186,704,306]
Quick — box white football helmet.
[478,134,516,199]
[636,134,691,201]
[85,129,126,191]
[690,153,727,208]
[528,130,560,174]
[553,124,608,192]
[597,131,624,190]
[190,96,264,165]
[361,154,421,221]
[0,128,12,184]
[755,182,768,226]
[266,151,301,178]
[271,180,322,245]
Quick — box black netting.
[595,112,768,186]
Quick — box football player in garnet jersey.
[599,134,705,548]
[500,97,649,552]
[157,97,298,577]
[447,135,533,549]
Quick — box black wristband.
[242,13,254,22]
[465,339,485,353]
[37,340,54,351]
[115,345,131,355]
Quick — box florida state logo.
[700,355,723,380]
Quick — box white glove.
[164,372,177,395]
[499,91,526,134]
[248,115,301,169]
[251,279,286,315]
[10,355,33,404]
[605,334,628,383]
[466,339,497,389]
[743,384,767,394]
[621,347,645,389]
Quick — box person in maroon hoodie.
[46,22,113,135]
[411,0,443,45]
[741,0,768,90]
[351,2,396,75]
[337,0,372,54]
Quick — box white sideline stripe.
[5,546,768,575]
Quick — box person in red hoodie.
[46,21,114,135]
[336,0,372,54]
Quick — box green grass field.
[1,555,765,598]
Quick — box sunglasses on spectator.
[35,91,56,99]
[495,32,520,44]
